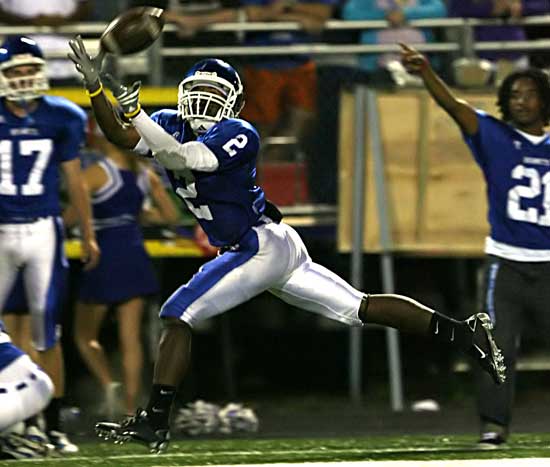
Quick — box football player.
[69,36,505,453]
[0,321,53,459]
[0,35,100,453]
[401,42,550,447]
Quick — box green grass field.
[5,433,550,467]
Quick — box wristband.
[86,83,103,98]
[124,104,142,119]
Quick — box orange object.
[241,61,317,125]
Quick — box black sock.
[429,312,470,349]
[146,384,176,430]
[44,398,61,432]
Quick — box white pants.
[160,222,364,327]
[0,353,53,432]
[0,217,67,350]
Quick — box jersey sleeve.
[57,106,87,162]
[200,119,260,172]
[134,109,175,157]
[462,110,499,169]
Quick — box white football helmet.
[177,58,244,134]
[0,36,49,102]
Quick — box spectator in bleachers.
[448,0,549,84]
[342,0,446,85]
[0,0,92,81]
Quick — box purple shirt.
[449,0,549,61]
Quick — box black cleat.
[477,421,508,449]
[95,409,170,454]
[478,431,507,449]
[464,313,506,385]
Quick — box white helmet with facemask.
[0,36,49,102]
[177,58,244,134]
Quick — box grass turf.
[3,433,550,466]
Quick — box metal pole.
[461,21,476,58]
[349,85,367,404]
[149,32,163,86]
[366,89,404,412]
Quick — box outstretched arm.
[68,35,141,149]
[400,42,478,136]
[87,85,141,149]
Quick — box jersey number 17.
[0,139,53,196]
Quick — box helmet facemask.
[177,72,242,134]
[0,56,49,102]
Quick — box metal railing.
[4,15,550,84]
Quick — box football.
[100,7,165,55]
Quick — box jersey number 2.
[0,139,53,196]
[222,134,248,157]
[175,170,213,220]
[507,164,550,226]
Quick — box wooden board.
[338,89,500,256]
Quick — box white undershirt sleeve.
[131,110,219,172]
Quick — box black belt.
[264,200,283,224]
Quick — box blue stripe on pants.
[485,261,500,326]
[42,217,67,349]
[160,228,259,320]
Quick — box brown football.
[100,7,165,55]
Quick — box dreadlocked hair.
[497,68,550,125]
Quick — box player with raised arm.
[69,35,505,453]
[400,42,550,447]
[0,35,100,453]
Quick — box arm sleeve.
[403,0,446,20]
[462,110,491,169]
[57,110,87,162]
[131,110,219,172]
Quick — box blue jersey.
[0,96,87,220]
[150,111,265,246]
[464,110,550,249]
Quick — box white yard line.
[153,460,550,467]
[13,448,550,464]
